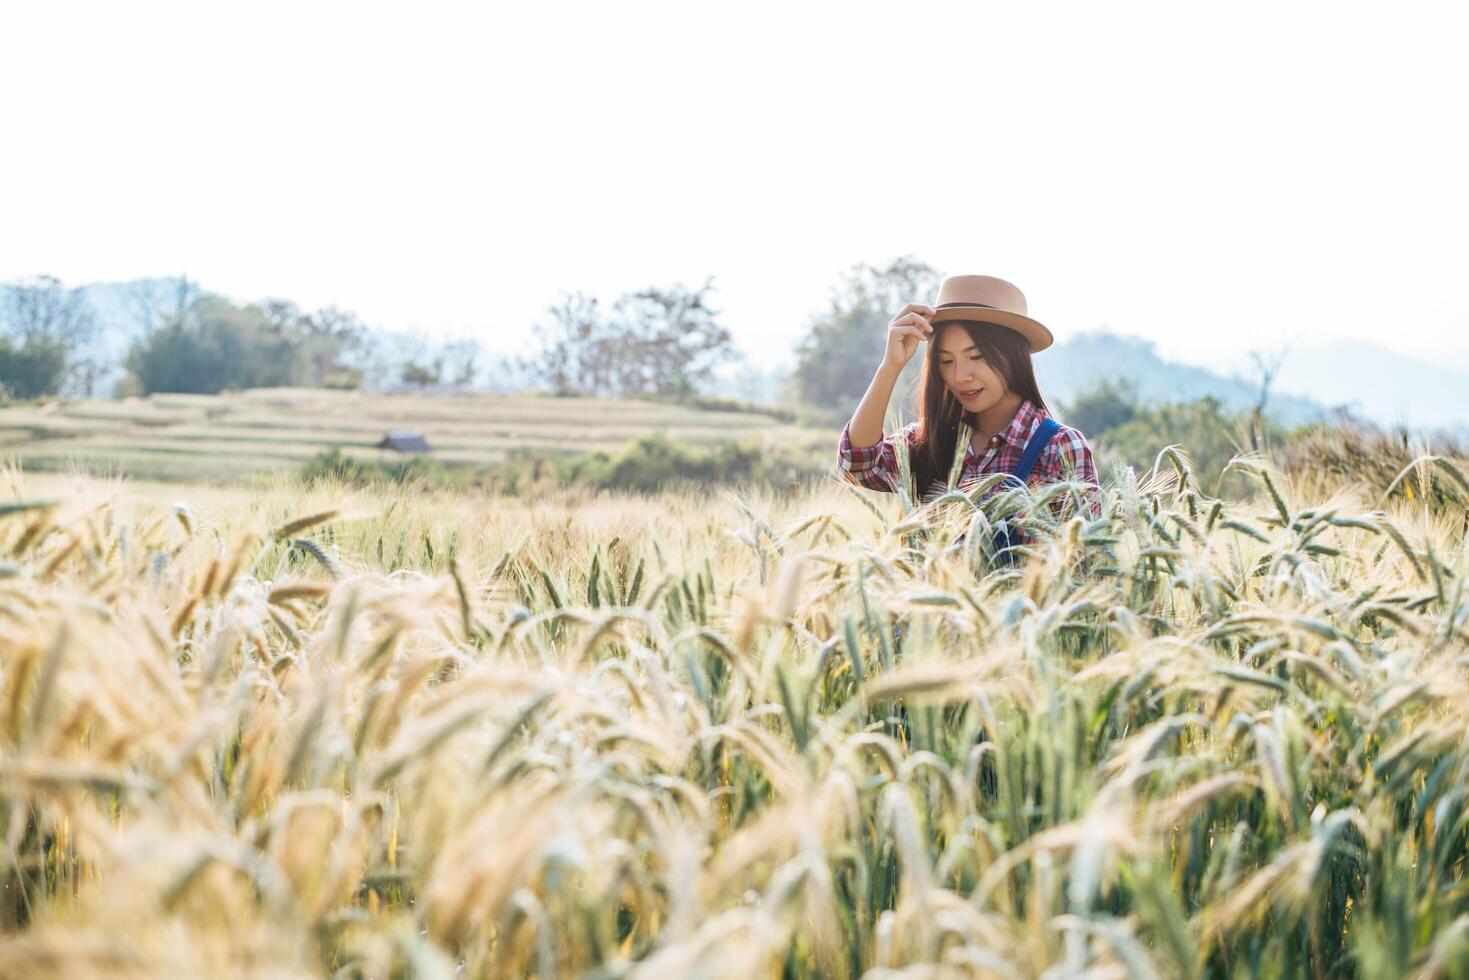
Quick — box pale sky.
[3,1,1467,375]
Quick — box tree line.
[0,277,503,400]
[0,259,936,408]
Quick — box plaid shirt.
[836,399,1102,521]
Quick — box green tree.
[401,361,440,387]
[0,275,97,399]
[0,338,67,402]
[792,256,944,413]
[125,296,307,395]
[1096,395,1252,495]
[1060,377,1141,439]
[261,300,369,389]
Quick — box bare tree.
[126,276,201,334]
[527,280,735,398]
[528,291,614,395]
[1245,345,1290,451]
[482,352,531,393]
[355,330,449,391]
[0,275,98,398]
[609,278,735,397]
[437,338,483,388]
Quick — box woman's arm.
[837,413,919,492]
[834,362,910,490]
[834,304,936,492]
[846,360,905,448]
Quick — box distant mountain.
[1035,331,1329,426]
[1034,332,1469,436]
[1269,339,1469,434]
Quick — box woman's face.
[934,324,1008,414]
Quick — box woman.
[837,274,1102,545]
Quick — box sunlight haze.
[3,0,1466,375]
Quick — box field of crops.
[0,389,815,483]
[3,436,1469,978]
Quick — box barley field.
[0,389,814,483]
[2,436,1469,978]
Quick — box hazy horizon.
[4,1,1467,376]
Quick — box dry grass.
[1,433,1468,978]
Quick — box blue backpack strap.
[993,417,1062,562]
[1013,417,1061,483]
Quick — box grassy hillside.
[0,388,823,483]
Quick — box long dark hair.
[909,320,1049,494]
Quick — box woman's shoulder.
[1041,417,1095,458]
[1039,416,1099,484]
[1047,417,1091,441]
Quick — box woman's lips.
[958,388,982,399]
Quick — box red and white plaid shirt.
[836,399,1102,520]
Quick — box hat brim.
[929,306,1053,353]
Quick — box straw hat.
[929,275,1053,353]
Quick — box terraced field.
[0,389,824,483]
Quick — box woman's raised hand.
[884,304,937,368]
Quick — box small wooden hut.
[375,431,432,453]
